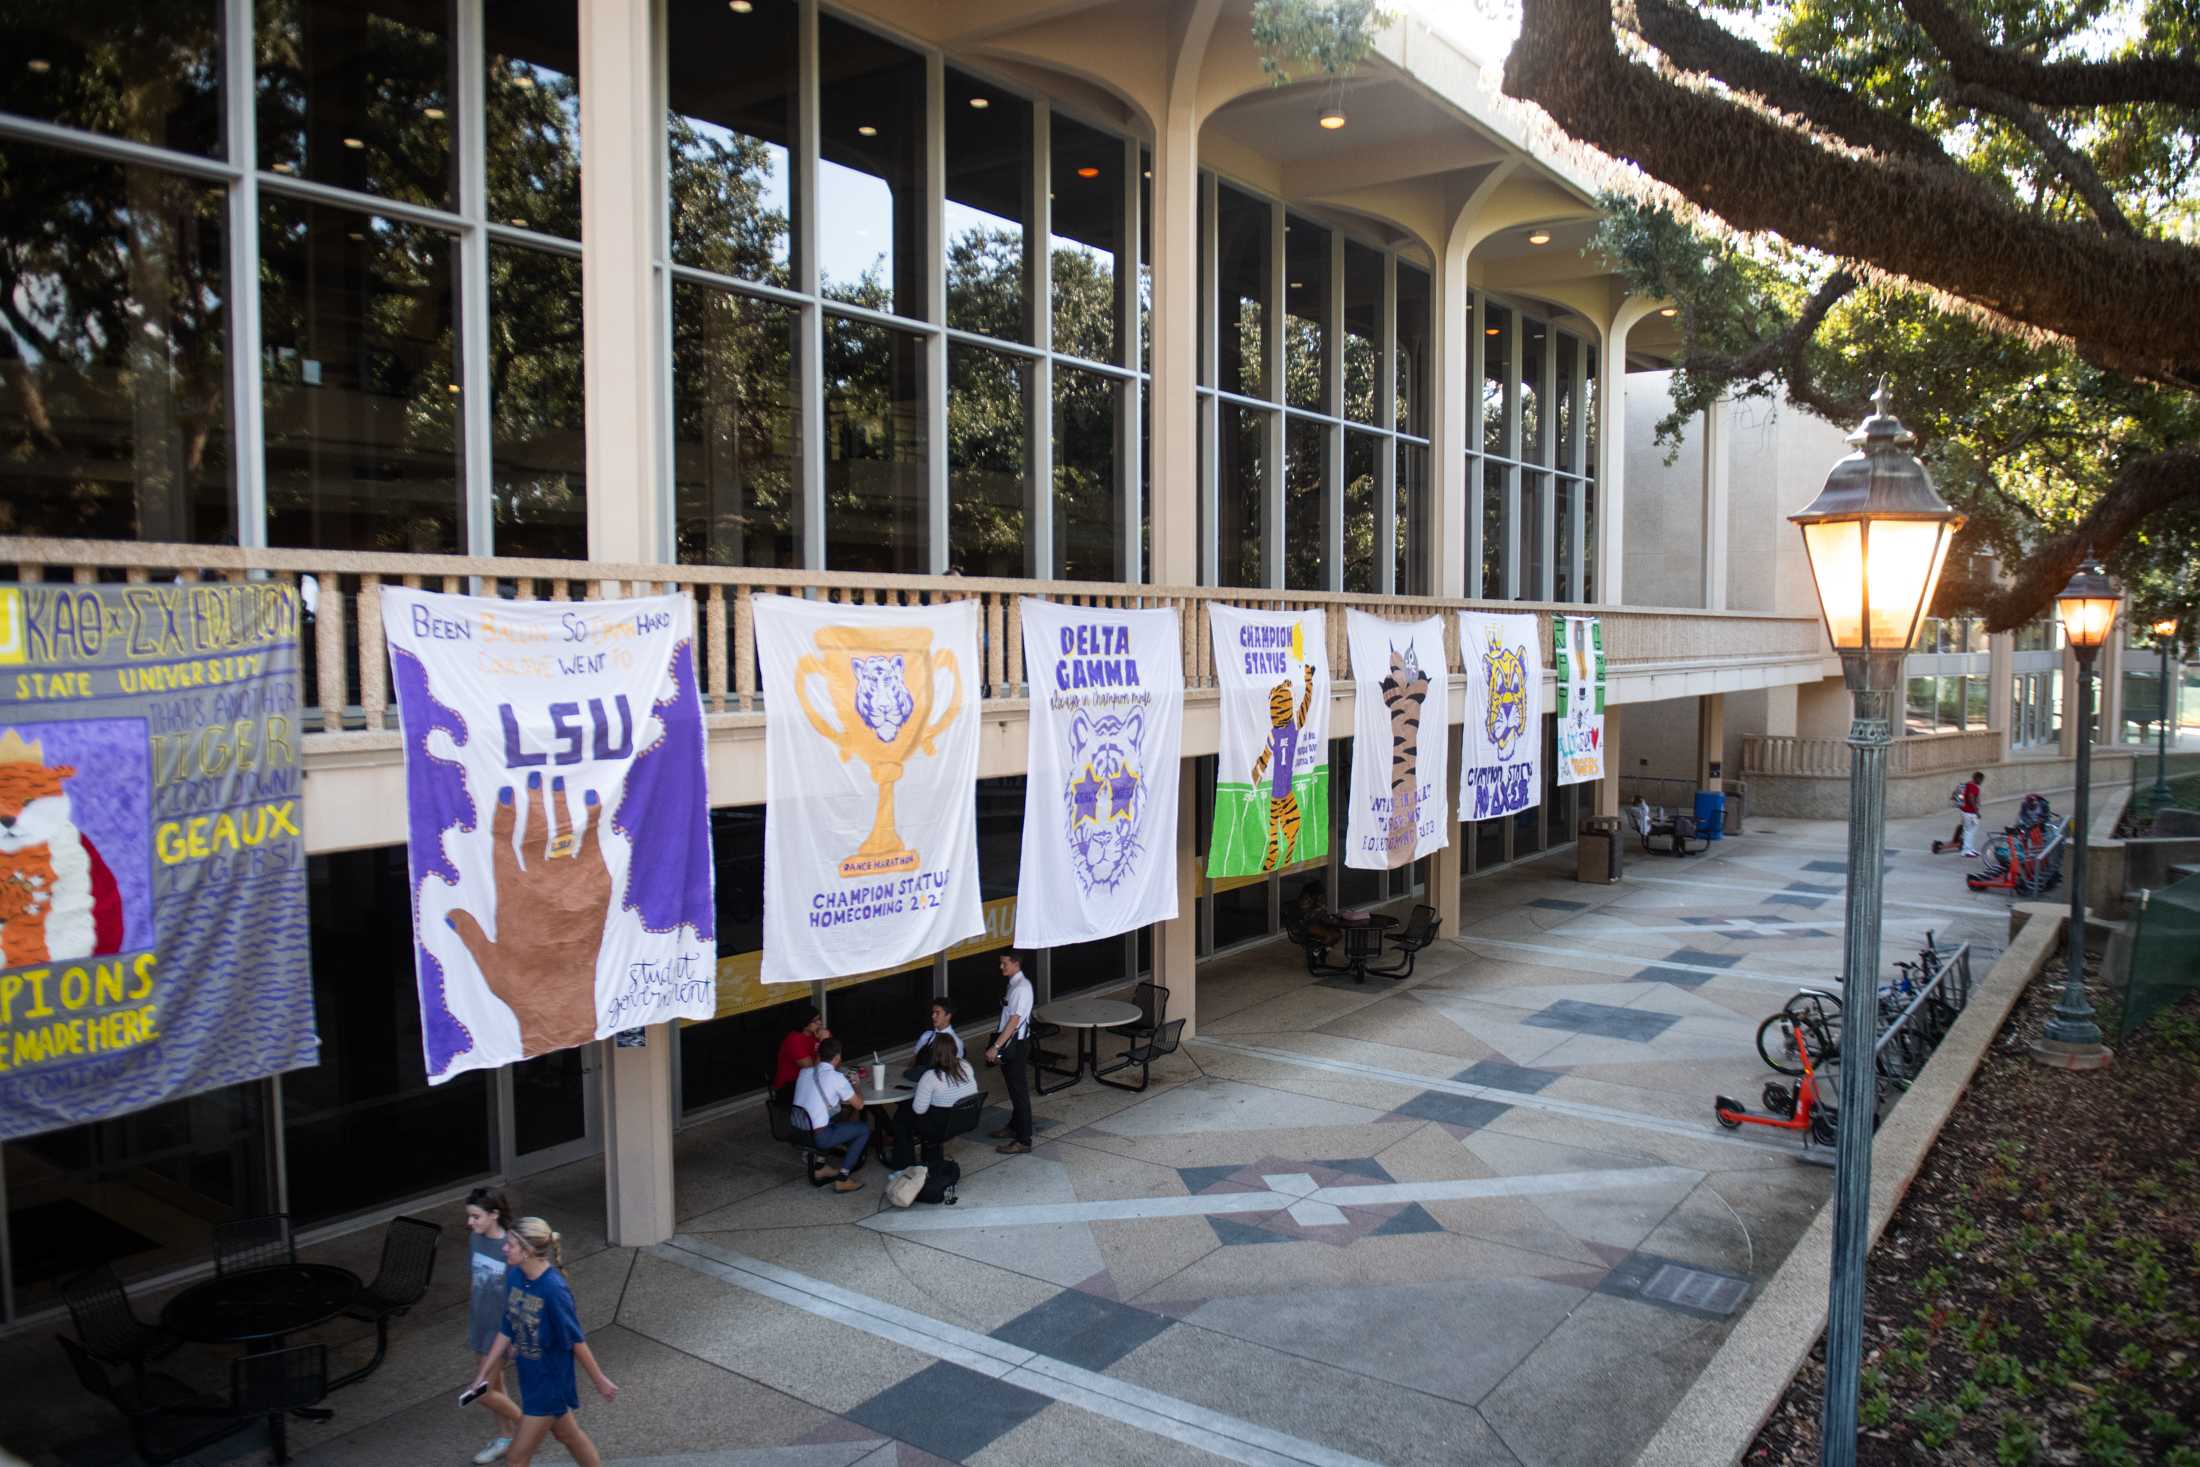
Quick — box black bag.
[915,1159,960,1205]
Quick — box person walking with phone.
[460,1187,525,1463]
[1958,770,1984,856]
[985,952,1034,1154]
[469,1217,617,1467]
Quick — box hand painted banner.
[0,582,316,1139]
[1014,600,1182,947]
[1207,605,1330,879]
[754,595,982,983]
[1555,615,1607,785]
[384,589,716,1083]
[1345,611,1451,870]
[1459,612,1542,822]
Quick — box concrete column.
[1148,7,1217,586]
[1594,705,1624,818]
[581,0,675,1248]
[1696,692,1726,791]
[1152,757,1201,1037]
[2060,644,2082,758]
[1762,684,1799,739]
[2097,631,2125,746]
[1987,631,2015,762]
[1428,725,1462,935]
[1594,328,1629,605]
[1429,221,1470,598]
[1700,397,1729,610]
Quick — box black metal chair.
[764,1095,858,1185]
[332,1216,441,1389]
[1102,1018,1185,1090]
[1366,905,1442,980]
[58,1333,249,1465]
[212,1213,295,1275]
[1284,909,1356,979]
[918,1091,986,1170]
[1340,921,1386,983]
[227,1343,331,1463]
[62,1263,180,1373]
[1098,983,1170,1090]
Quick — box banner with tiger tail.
[1206,605,1330,880]
[1012,601,1182,947]
[1344,611,1451,871]
[1554,615,1607,785]
[1458,612,1542,821]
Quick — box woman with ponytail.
[460,1188,524,1463]
[469,1216,617,1467]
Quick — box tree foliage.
[1503,0,2200,629]
[1251,0,1396,84]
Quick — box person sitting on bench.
[791,1039,867,1193]
[890,1035,980,1169]
[901,1000,965,1085]
[1289,878,1343,955]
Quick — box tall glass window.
[256,0,457,209]
[672,285,800,567]
[667,0,797,286]
[1050,113,1122,364]
[489,245,587,558]
[823,316,927,573]
[1344,430,1378,593]
[1342,241,1382,426]
[816,15,926,315]
[1216,185,1269,399]
[1054,367,1122,579]
[1218,400,1265,587]
[949,345,1033,578]
[1283,216,1328,412]
[1284,417,1327,590]
[486,0,583,239]
[945,71,1031,342]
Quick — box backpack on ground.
[916,1159,960,1205]
[883,1166,927,1208]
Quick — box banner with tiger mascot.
[1344,611,1452,871]
[1458,612,1543,821]
[1207,605,1331,879]
[1013,600,1182,947]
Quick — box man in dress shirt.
[791,1038,867,1193]
[984,953,1034,1154]
[902,999,965,1084]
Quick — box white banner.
[754,595,982,983]
[1555,615,1607,785]
[1459,612,1542,822]
[1206,605,1331,879]
[383,589,717,1083]
[1013,600,1183,947]
[1344,611,1450,870]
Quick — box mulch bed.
[1747,953,2200,1466]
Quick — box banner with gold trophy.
[753,594,982,983]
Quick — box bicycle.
[1756,988,1841,1076]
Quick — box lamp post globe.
[1788,383,1964,1467]
[2035,556,2121,1067]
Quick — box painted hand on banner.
[446,772,612,1057]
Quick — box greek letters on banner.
[1344,612,1451,870]
[1206,605,1330,879]
[0,583,317,1140]
[1554,615,1607,785]
[1459,612,1542,821]
[1014,601,1183,948]
[754,595,982,983]
[383,590,717,1084]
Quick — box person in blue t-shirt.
[469,1216,617,1467]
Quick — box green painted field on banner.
[1208,767,1332,878]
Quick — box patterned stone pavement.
[3,794,2036,1467]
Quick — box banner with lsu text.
[1344,611,1450,870]
[1458,612,1542,822]
[1555,615,1607,785]
[0,582,316,1139]
[383,589,716,1083]
[754,595,982,983]
[1207,605,1330,879]
[1014,600,1182,948]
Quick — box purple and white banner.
[1013,600,1182,948]
[754,595,982,983]
[1458,612,1542,822]
[1343,611,1450,870]
[384,589,716,1083]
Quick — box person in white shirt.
[888,1034,981,1169]
[901,999,965,1084]
[984,952,1035,1154]
[791,1039,867,1193]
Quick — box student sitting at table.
[770,1004,828,1105]
[901,1000,965,1084]
[791,1038,867,1193]
[889,1034,981,1169]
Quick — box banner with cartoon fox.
[1207,605,1330,880]
[0,582,317,1139]
[1458,612,1542,821]
[1014,600,1183,948]
[1344,611,1451,870]
[383,589,717,1084]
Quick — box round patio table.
[1032,998,1142,1094]
[161,1262,360,1464]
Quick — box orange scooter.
[1715,1015,1840,1148]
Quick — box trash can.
[1694,790,1726,842]
[1576,816,1623,884]
[1721,780,1745,836]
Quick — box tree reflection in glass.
[489,245,585,558]
[3,0,224,156]
[1054,366,1119,580]
[824,315,926,573]
[672,283,798,568]
[668,0,796,288]
[949,344,1030,579]
[1284,417,1326,590]
[485,0,581,240]
[1344,430,1378,593]
[256,0,455,210]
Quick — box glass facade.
[1470,299,1590,602]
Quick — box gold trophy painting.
[796,626,963,879]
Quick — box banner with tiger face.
[1344,611,1452,871]
[1206,605,1331,880]
[1458,612,1543,821]
[1012,600,1183,948]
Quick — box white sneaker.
[473,1437,512,1464]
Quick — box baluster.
[706,585,729,714]
[125,567,149,585]
[72,565,96,585]
[734,589,757,710]
[551,579,571,602]
[1006,603,1023,696]
[987,595,1005,696]
[359,575,389,730]
[516,578,536,601]
[442,575,461,595]
[315,574,347,732]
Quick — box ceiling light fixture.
[27,58,52,74]
[1659,306,1678,317]
[447,383,462,394]
[729,0,754,10]
[1076,165,1100,178]
[1318,108,1347,130]
[857,124,878,137]
[513,74,534,89]
[422,105,445,119]
[1486,326,1500,336]
[1527,229,1552,245]
[968,96,989,109]
[347,230,365,241]
[342,136,365,149]
[272,162,295,173]
[510,217,529,227]
[1290,281,1304,289]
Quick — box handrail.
[1875,942,1970,1056]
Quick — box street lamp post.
[1789,385,1965,1467]
[2033,557,2120,1068]
[2151,617,2180,810]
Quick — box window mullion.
[1119,132,1142,583]
[1377,249,1397,596]
[1030,106,1054,579]
[226,0,267,547]
[1325,230,1343,593]
[924,52,948,574]
[796,0,825,569]
[457,0,493,556]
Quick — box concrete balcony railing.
[1741,728,2006,780]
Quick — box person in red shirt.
[771,1005,828,1102]
[1958,771,1984,857]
